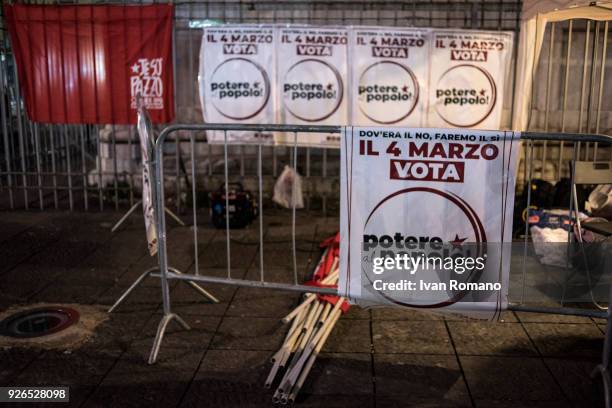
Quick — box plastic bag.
[586,184,612,219]
[273,165,304,209]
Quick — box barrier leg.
[168,267,219,303]
[148,312,190,365]
[592,284,612,408]
[108,266,157,313]
[111,200,142,232]
[164,206,186,227]
[109,266,219,313]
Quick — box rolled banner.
[427,30,514,129]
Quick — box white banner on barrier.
[351,27,430,127]
[137,108,157,257]
[339,127,520,319]
[200,25,277,144]
[427,30,514,129]
[275,26,349,147]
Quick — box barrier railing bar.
[191,134,199,276]
[33,123,43,209]
[577,20,591,160]
[595,21,608,159]
[162,271,339,296]
[259,143,264,283]
[156,124,612,144]
[292,131,298,285]
[64,125,74,211]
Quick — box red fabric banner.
[4,4,174,124]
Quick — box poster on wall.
[427,30,514,129]
[351,27,430,126]
[339,127,520,319]
[275,26,349,147]
[200,25,276,144]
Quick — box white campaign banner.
[137,107,157,257]
[351,27,430,127]
[339,127,520,320]
[200,25,276,144]
[275,26,349,147]
[427,30,514,129]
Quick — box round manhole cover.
[0,307,80,338]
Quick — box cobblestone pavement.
[0,210,607,407]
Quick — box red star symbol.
[131,64,139,74]
[326,83,333,90]
[450,234,467,249]
[479,89,486,96]
[402,85,409,92]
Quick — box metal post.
[559,20,572,180]
[224,130,231,278]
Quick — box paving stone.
[445,311,518,323]
[9,349,113,387]
[170,282,237,317]
[374,353,469,405]
[199,240,259,269]
[186,349,272,394]
[522,322,604,357]
[376,396,470,407]
[516,311,594,324]
[297,394,374,408]
[227,287,300,318]
[372,321,453,354]
[84,359,194,408]
[473,400,570,407]
[460,356,566,402]
[322,319,372,353]
[301,352,372,395]
[371,307,444,321]
[544,357,605,407]
[211,317,286,351]
[342,306,370,320]
[447,321,537,356]
[0,348,42,385]
[128,314,221,353]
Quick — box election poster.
[200,25,276,144]
[427,30,514,129]
[136,103,158,256]
[275,26,349,147]
[339,127,520,319]
[351,27,430,126]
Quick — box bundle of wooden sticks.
[265,234,348,405]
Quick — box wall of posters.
[339,127,520,319]
[198,25,515,147]
[200,25,277,144]
[351,27,430,127]
[275,26,349,147]
[427,30,514,129]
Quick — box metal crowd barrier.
[115,118,612,406]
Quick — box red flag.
[4,4,174,124]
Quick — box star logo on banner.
[479,89,486,96]
[402,85,409,93]
[326,83,333,90]
[131,63,140,74]
[450,234,467,249]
